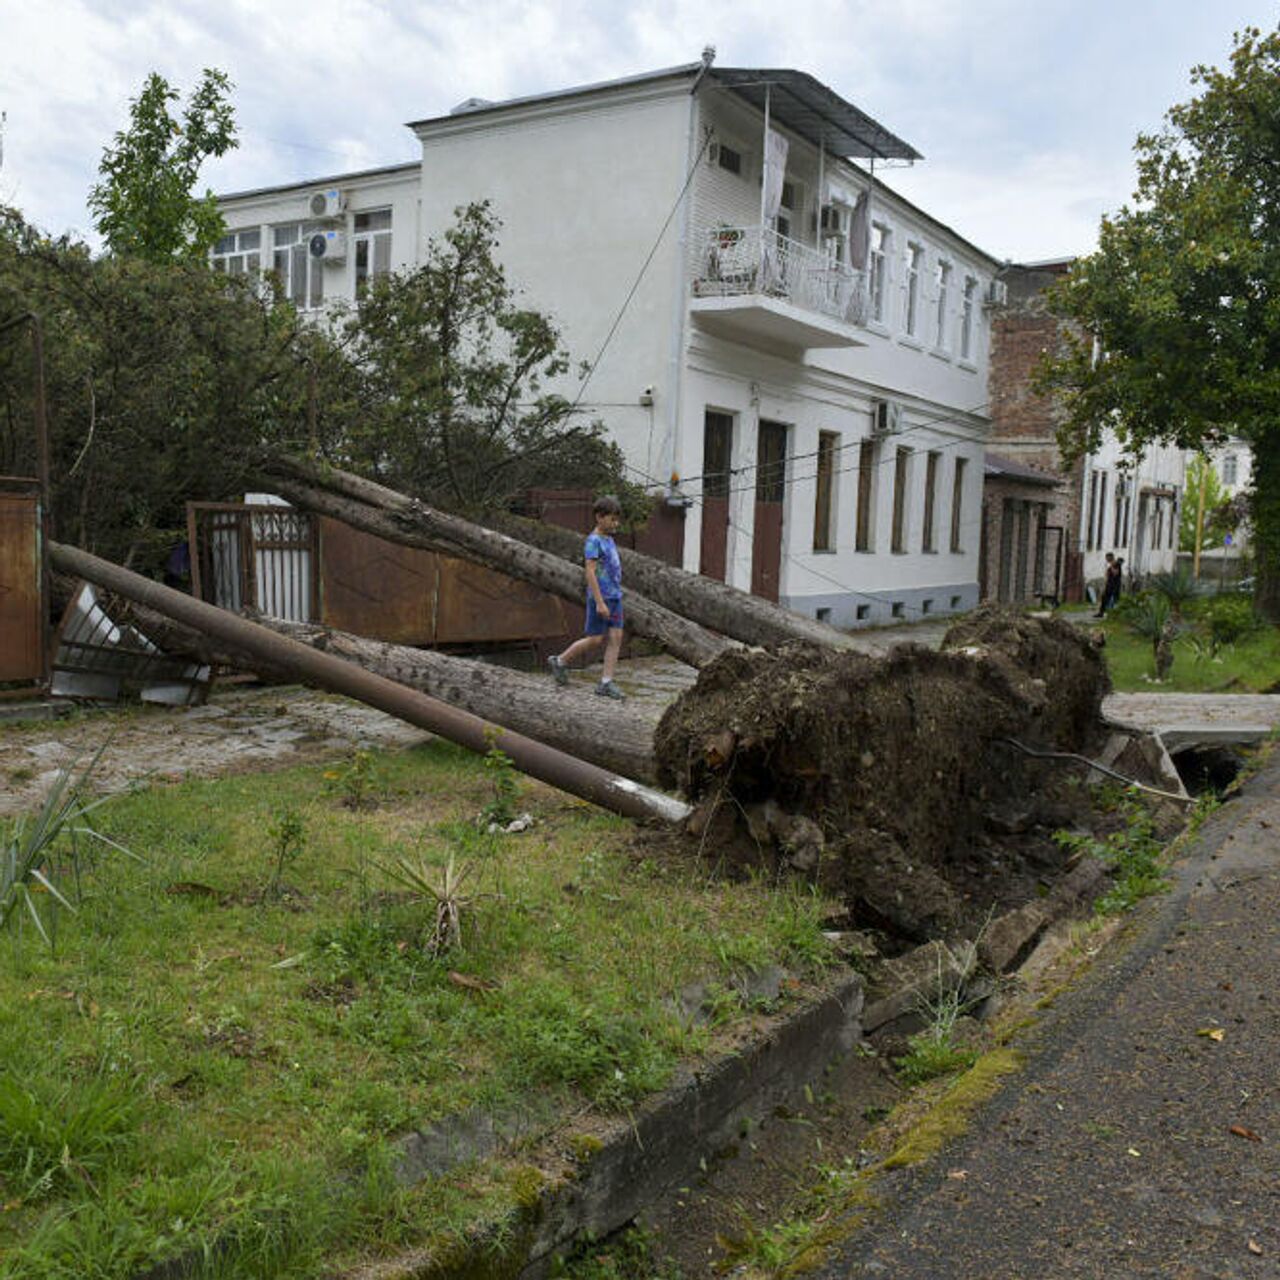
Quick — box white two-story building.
[217,56,1005,626]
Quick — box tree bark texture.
[254,615,659,784]
[257,458,734,670]
[265,455,862,653]
[49,541,689,825]
[1249,430,1280,622]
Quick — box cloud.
[1,0,1275,259]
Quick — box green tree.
[329,201,628,513]
[1179,454,1231,554]
[0,207,326,570]
[88,69,236,262]
[1037,27,1280,617]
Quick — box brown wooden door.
[0,490,42,683]
[751,420,788,601]
[699,410,733,580]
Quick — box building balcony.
[690,225,869,350]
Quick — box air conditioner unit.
[871,399,902,437]
[984,279,1009,308]
[308,229,347,264]
[308,188,347,219]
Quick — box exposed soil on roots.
[654,609,1115,946]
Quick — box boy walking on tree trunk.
[547,495,627,699]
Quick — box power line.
[572,128,714,413]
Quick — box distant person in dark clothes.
[163,539,191,591]
[1096,552,1122,617]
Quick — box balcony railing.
[693,225,868,327]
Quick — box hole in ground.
[1171,744,1244,796]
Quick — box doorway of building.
[699,410,733,581]
[751,419,788,601]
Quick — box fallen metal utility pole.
[50,542,691,826]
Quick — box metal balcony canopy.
[708,68,921,162]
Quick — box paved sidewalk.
[819,754,1280,1280]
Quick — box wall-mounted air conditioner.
[308,188,347,219]
[308,229,347,264]
[871,399,902,437]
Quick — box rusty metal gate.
[188,502,320,622]
[0,479,45,693]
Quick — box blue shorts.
[585,596,624,636]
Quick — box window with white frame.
[354,209,393,295]
[934,260,952,349]
[272,222,326,309]
[211,228,261,276]
[869,223,891,325]
[904,242,924,337]
[959,275,978,360]
[1222,453,1239,486]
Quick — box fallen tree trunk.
[50,542,689,825]
[261,456,859,653]
[255,616,659,784]
[256,459,734,670]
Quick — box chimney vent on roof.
[701,45,716,67]
[450,97,494,115]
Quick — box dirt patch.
[655,608,1113,946]
[0,685,428,816]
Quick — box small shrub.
[1200,594,1260,655]
[479,729,520,830]
[265,807,306,897]
[1148,567,1200,618]
[1,748,139,952]
[894,1031,978,1086]
[325,748,379,811]
[1054,790,1166,914]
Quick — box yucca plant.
[1,746,138,950]
[369,851,478,955]
[1148,567,1201,620]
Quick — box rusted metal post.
[0,311,52,689]
[49,541,691,826]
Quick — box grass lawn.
[0,740,835,1279]
[1088,607,1280,693]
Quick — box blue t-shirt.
[584,531,622,600]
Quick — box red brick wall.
[988,264,1086,600]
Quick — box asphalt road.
[821,754,1280,1280]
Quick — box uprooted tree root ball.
[654,609,1114,945]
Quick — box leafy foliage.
[88,69,237,262]
[1054,791,1166,914]
[1146,566,1201,617]
[0,207,323,570]
[1037,27,1280,616]
[1,749,139,952]
[327,201,630,512]
[1200,593,1261,653]
[1179,455,1233,553]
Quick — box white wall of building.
[1079,435,1185,585]
[217,165,420,312]
[412,80,693,486]
[215,66,1002,625]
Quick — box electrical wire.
[571,129,714,413]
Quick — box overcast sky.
[1,0,1276,262]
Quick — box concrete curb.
[340,969,864,1279]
